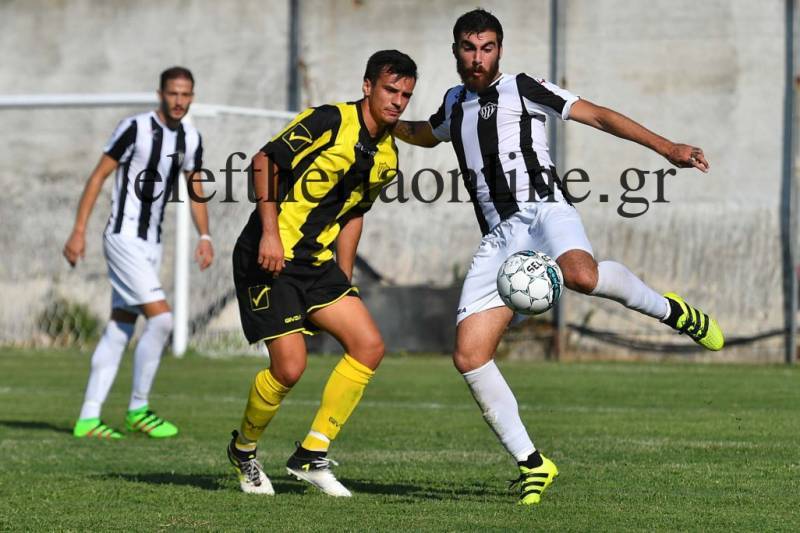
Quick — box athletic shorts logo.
[284,314,301,324]
[248,285,270,311]
[281,123,314,152]
[479,103,497,120]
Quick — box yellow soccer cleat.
[510,453,559,505]
[663,293,724,351]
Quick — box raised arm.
[393,120,441,148]
[63,154,119,266]
[336,214,364,281]
[568,99,709,172]
[251,150,285,275]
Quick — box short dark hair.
[160,66,194,91]
[363,50,418,85]
[453,8,504,46]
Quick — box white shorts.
[103,233,165,312]
[456,202,593,325]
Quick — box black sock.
[662,298,684,328]
[518,450,543,468]
[296,445,326,459]
[231,442,257,461]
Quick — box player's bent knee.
[452,349,489,374]
[563,269,598,294]
[348,336,384,369]
[270,360,306,387]
[148,311,174,336]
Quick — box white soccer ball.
[497,251,563,315]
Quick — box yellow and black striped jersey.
[238,100,399,265]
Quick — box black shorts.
[232,242,359,343]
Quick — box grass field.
[0,348,798,531]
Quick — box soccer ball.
[496,251,563,315]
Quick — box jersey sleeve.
[103,116,138,161]
[260,105,341,171]
[517,74,580,121]
[427,87,459,142]
[183,131,203,172]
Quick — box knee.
[563,265,598,294]
[348,335,385,370]
[269,359,306,387]
[148,312,173,335]
[452,348,489,374]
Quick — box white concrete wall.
[0,0,788,358]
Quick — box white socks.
[129,312,173,411]
[78,312,173,420]
[78,320,135,420]
[462,360,535,462]
[591,261,670,320]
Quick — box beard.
[160,100,186,122]
[457,57,500,92]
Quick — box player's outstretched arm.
[336,214,364,281]
[63,154,119,267]
[568,99,710,172]
[186,171,214,271]
[251,151,285,276]
[392,120,441,148]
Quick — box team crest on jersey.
[281,123,314,152]
[479,103,497,120]
[376,162,393,182]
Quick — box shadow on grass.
[102,472,230,491]
[102,473,308,494]
[0,420,73,434]
[98,473,504,501]
[344,479,506,501]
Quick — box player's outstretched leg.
[74,316,134,439]
[126,310,179,437]
[456,307,559,505]
[559,251,724,351]
[287,297,383,497]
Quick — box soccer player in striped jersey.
[226,50,417,497]
[393,9,724,505]
[63,67,214,439]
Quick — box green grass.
[0,348,798,531]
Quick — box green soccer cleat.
[125,406,179,438]
[510,453,559,505]
[73,418,124,439]
[663,293,724,351]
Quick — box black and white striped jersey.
[429,73,579,235]
[102,111,203,243]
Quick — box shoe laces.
[240,456,265,485]
[307,455,339,471]
[508,473,527,491]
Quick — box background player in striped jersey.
[393,9,724,504]
[225,50,416,497]
[63,67,214,439]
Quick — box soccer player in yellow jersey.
[226,50,417,497]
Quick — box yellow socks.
[237,369,291,450]
[301,354,374,452]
